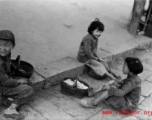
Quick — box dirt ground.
[0,0,135,67]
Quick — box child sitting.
[77,18,119,80]
[80,57,143,111]
[0,30,34,116]
[77,18,104,63]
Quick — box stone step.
[27,95,76,120]
[133,109,152,120]
[30,57,84,91]
[18,105,47,120]
[0,104,46,120]
[28,47,152,120]
[19,42,152,120]
[141,81,152,97]
[88,108,124,120]
[31,72,146,120]
[0,106,8,120]
[2,45,152,120]
[133,48,152,61]
[35,85,108,120]
[30,39,152,93]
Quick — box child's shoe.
[80,98,97,108]
[3,108,24,120]
[4,108,20,115]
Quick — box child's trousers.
[2,84,34,106]
[106,96,136,111]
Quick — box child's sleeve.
[84,39,97,59]
[0,64,19,87]
[108,80,121,88]
[108,80,137,97]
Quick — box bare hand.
[93,57,99,61]
[18,78,28,84]
[111,82,121,88]
[111,86,117,88]
[98,58,106,62]
[115,79,122,84]
[101,84,110,91]
[18,69,26,74]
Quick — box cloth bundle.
[64,79,88,89]
[85,59,107,79]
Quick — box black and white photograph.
[0,0,152,120]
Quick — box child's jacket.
[108,74,141,110]
[77,34,98,62]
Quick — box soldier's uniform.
[0,30,34,106]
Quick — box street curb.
[32,40,152,91]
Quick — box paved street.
[1,47,152,120]
[0,0,152,120]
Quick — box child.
[0,30,34,116]
[77,18,119,80]
[77,18,104,63]
[81,57,143,111]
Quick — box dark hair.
[88,18,104,34]
[125,57,143,74]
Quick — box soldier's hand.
[18,69,26,74]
